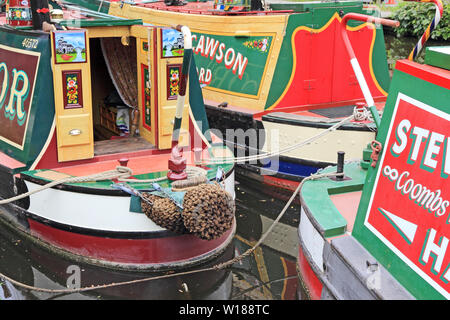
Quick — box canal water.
[0,177,300,300]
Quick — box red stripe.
[28,218,234,266]
[395,59,450,90]
[262,175,300,192]
[297,245,323,300]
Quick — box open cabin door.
[50,29,94,162]
[133,26,190,150]
[135,26,157,146]
[155,27,190,150]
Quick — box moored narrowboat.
[296,9,449,299]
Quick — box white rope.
[118,166,206,183]
[0,166,133,205]
[353,105,371,122]
[201,114,354,165]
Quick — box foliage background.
[390,0,450,41]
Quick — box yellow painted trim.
[136,28,157,146]
[234,235,273,299]
[51,30,94,162]
[253,246,273,299]
[265,13,384,111]
[85,26,131,38]
[280,257,289,300]
[368,25,388,97]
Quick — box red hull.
[297,245,323,300]
[28,218,235,269]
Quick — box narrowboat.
[296,8,449,299]
[59,0,392,199]
[0,0,237,270]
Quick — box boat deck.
[94,136,155,156]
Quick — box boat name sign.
[0,44,39,148]
[191,33,272,96]
[363,92,450,299]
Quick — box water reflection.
[0,179,300,300]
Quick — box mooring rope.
[117,166,206,184]
[0,170,342,294]
[0,166,207,205]
[200,114,355,165]
[0,111,366,293]
[0,166,133,206]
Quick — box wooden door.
[135,27,157,146]
[156,28,190,150]
[50,29,94,162]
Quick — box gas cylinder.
[6,0,32,27]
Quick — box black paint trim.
[262,114,375,132]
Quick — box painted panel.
[161,28,184,58]
[0,44,40,148]
[141,63,152,130]
[52,30,87,64]
[353,63,450,300]
[167,64,181,100]
[191,31,274,97]
[0,27,54,169]
[50,29,93,162]
[266,14,385,110]
[62,70,83,109]
[361,94,450,299]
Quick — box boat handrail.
[170,25,192,148]
[340,13,399,129]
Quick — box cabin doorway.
[88,35,155,157]
[50,26,190,163]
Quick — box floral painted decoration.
[66,76,79,105]
[168,66,180,99]
[243,38,270,53]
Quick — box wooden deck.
[94,136,155,156]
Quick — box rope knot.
[116,166,133,175]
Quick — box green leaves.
[392,1,450,41]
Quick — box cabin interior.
[88,36,154,156]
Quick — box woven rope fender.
[141,194,187,234]
[182,183,235,241]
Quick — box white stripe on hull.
[24,171,235,233]
[262,121,374,163]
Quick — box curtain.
[100,37,138,109]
